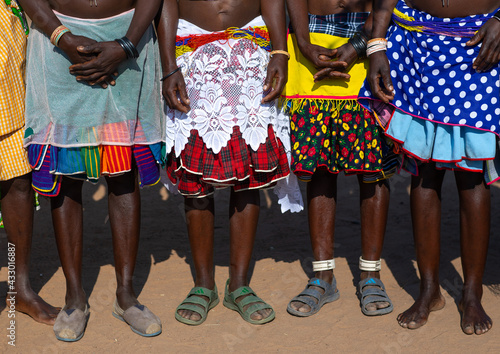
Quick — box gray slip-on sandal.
[113,300,162,337]
[53,305,90,342]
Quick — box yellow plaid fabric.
[0,127,30,180]
[0,2,29,181]
[0,1,26,137]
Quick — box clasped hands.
[59,33,126,88]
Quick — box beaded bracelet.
[348,32,367,58]
[269,50,290,59]
[50,25,71,46]
[115,37,139,59]
[366,38,388,57]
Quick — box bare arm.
[157,0,190,113]
[19,0,99,66]
[261,0,287,102]
[366,0,398,103]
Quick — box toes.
[365,303,377,312]
[298,304,311,313]
[250,310,264,321]
[376,301,390,309]
[462,323,474,335]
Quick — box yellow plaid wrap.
[0,1,26,137]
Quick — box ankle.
[360,271,380,280]
[314,270,333,283]
[194,278,216,290]
[228,276,247,292]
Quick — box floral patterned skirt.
[290,101,384,181]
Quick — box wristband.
[348,33,367,58]
[493,10,500,22]
[160,67,182,81]
[366,38,388,57]
[115,37,139,59]
[50,25,71,46]
[269,50,290,59]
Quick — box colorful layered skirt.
[282,12,396,182]
[164,17,292,198]
[24,10,164,196]
[359,0,500,182]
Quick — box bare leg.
[106,172,141,310]
[289,171,337,313]
[51,177,86,311]
[1,174,60,324]
[455,170,492,335]
[228,188,271,321]
[397,163,446,329]
[358,176,390,312]
[177,196,215,322]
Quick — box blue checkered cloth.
[291,12,369,38]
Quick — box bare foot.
[10,289,60,325]
[397,289,445,329]
[459,295,492,335]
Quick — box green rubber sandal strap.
[223,281,275,325]
[175,285,219,326]
[179,295,210,311]
[230,286,256,299]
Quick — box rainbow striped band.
[50,25,71,47]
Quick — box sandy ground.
[0,172,499,353]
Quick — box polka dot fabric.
[359,1,500,135]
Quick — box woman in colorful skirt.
[284,0,395,317]
[21,0,163,341]
[158,0,295,325]
[360,0,498,335]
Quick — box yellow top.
[0,1,26,136]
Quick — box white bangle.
[359,257,382,272]
[366,38,388,57]
[312,259,335,272]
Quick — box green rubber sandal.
[223,280,275,325]
[175,285,219,326]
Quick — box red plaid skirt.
[166,125,290,197]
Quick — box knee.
[106,172,137,196]
[2,174,32,197]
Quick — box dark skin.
[287,0,372,81]
[20,0,162,313]
[286,0,391,315]
[368,0,496,335]
[20,0,161,87]
[1,175,60,325]
[157,0,287,322]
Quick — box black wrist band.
[160,67,182,81]
[115,36,139,59]
[348,33,367,58]
[493,11,500,21]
